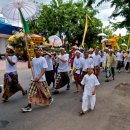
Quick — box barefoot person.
[2,45,26,102]
[22,47,53,112]
[79,65,100,115]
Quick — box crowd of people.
[0,44,130,115]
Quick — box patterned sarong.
[28,81,51,106]
[2,72,23,100]
[55,72,70,89]
[74,73,82,84]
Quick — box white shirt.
[5,55,17,73]
[32,56,48,81]
[81,73,100,96]
[127,53,130,62]
[44,55,53,71]
[73,57,83,74]
[65,53,71,72]
[82,57,94,71]
[116,52,123,61]
[57,54,69,72]
[93,54,101,66]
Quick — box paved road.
[0,68,130,130]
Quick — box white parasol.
[101,38,108,43]
[1,0,39,21]
[48,35,62,47]
[1,0,39,78]
[98,33,107,37]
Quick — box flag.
[127,34,130,47]
[18,8,30,34]
[82,16,88,48]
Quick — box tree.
[28,0,102,47]
[98,0,130,32]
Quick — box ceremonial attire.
[116,52,123,71]
[81,73,100,112]
[82,57,93,77]
[2,55,25,101]
[73,56,83,84]
[54,54,70,89]
[44,55,55,86]
[28,56,52,105]
[93,54,101,78]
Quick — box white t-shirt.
[82,57,94,71]
[57,54,69,72]
[93,54,101,66]
[81,73,100,96]
[32,56,48,81]
[127,53,130,62]
[44,55,53,71]
[73,57,83,74]
[116,52,123,61]
[5,55,17,73]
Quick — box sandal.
[79,111,85,116]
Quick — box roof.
[0,22,19,35]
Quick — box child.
[79,65,100,115]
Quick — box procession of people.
[1,44,130,116]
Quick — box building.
[0,17,19,54]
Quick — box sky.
[0,0,127,35]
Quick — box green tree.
[98,0,130,32]
[28,0,102,48]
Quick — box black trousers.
[125,62,130,70]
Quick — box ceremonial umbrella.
[101,38,108,43]
[2,0,39,77]
[48,35,62,47]
[98,33,107,37]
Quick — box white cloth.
[32,56,48,81]
[73,57,83,74]
[116,52,123,61]
[93,54,101,66]
[82,94,96,112]
[57,54,69,72]
[82,57,94,71]
[5,55,17,73]
[81,73,100,112]
[127,53,130,62]
[65,53,71,72]
[81,73,100,96]
[44,55,53,71]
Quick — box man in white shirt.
[79,65,100,115]
[2,45,26,102]
[52,48,70,94]
[22,47,53,112]
[116,50,123,72]
[93,49,102,78]
[73,50,83,93]
[44,50,55,88]
[82,51,94,77]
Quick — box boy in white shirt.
[79,65,100,115]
